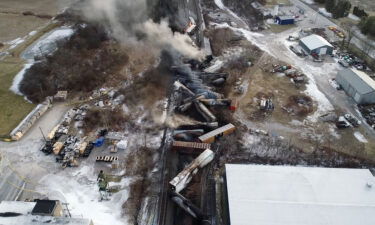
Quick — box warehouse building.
[299,34,333,55]
[225,164,375,225]
[336,68,375,104]
[0,200,93,225]
[275,15,295,25]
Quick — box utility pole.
[39,126,47,142]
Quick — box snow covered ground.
[9,27,74,96]
[37,164,130,225]
[354,131,368,143]
[21,27,74,60]
[9,63,34,96]
[210,0,375,147]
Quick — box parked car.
[313,58,323,62]
[311,52,319,59]
[336,116,351,128]
[338,60,349,67]
[289,45,302,56]
[354,64,366,70]
[344,113,361,127]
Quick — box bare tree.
[342,22,355,48]
[360,39,374,58]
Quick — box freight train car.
[172,141,211,154]
[198,123,235,143]
[169,149,214,193]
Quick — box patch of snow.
[28,30,37,36]
[7,38,25,50]
[266,18,277,24]
[348,13,360,21]
[318,8,332,18]
[242,133,261,146]
[353,131,368,143]
[10,27,75,96]
[304,79,334,122]
[22,27,74,60]
[37,164,129,225]
[329,124,340,139]
[289,119,304,126]
[213,0,224,9]
[213,0,248,28]
[9,63,33,95]
[301,0,314,4]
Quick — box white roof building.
[299,34,333,55]
[225,164,375,225]
[0,201,93,225]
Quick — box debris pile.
[282,95,313,116]
[358,105,375,129]
[168,56,237,222]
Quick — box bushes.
[83,108,128,132]
[353,7,368,19]
[325,0,351,18]
[360,16,375,37]
[19,23,128,103]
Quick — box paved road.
[0,103,69,201]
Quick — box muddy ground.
[201,0,375,167]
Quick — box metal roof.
[0,201,92,225]
[225,164,375,225]
[300,34,333,50]
[338,68,375,94]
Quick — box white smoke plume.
[81,0,204,59]
[141,19,205,60]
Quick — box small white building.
[225,164,375,225]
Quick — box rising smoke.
[80,0,204,59]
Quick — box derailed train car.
[169,149,214,193]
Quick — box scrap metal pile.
[40,106,95,168]
[358,105,375,129]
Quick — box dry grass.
[0,58,35,137]
[122,147,154,224]
[83,108,129,133]
[0,0,61,42]
[268,24,296,33]
[0,22,61,138]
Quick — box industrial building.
[275,15,295,25]
[0,200,93,225]
[225,164,375,225]
[336,68,375,104]
[299,34,333,55]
